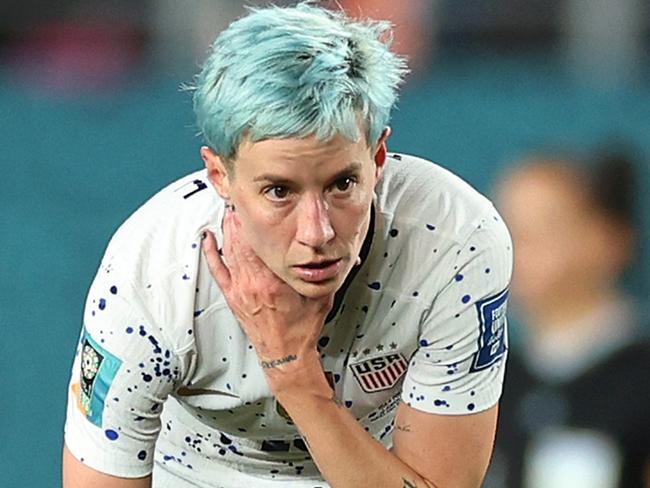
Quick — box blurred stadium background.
[1,1,649,485]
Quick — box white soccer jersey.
[65,153,513,487]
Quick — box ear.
[372,127,392,179]
[201,146,231,200]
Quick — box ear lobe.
[373,127,392,178]
[201,146,231,200]
[375,139,388,164]
[374,143,387,177]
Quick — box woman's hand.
[202,208,334,397]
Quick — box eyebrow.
[252,161,363,185]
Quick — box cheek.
[331,193,372,239]
[235,187,292,226]
[240,216,271,247]
[235,198,289,251]
[238,202,275,230]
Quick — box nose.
[295,194,335,249]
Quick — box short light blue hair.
[191,2,408,162]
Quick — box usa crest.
[350,353,408,393]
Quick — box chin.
[289,277,343,299]
[283,259,355,298]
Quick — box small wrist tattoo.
[396,423,412,432]
[402,478,418,488]
[260,354,298,369]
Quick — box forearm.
[273,357,435,488]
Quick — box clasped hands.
[202,207,335,398]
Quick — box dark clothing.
[489,339,650,487]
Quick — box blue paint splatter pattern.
[398,209,513,417]
[63,155,513,483]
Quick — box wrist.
[274,380,335,424]
[264,349,332,400]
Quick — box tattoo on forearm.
[260,354,298,369]
[402,478,418,488]
[396,423,412,432]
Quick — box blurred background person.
[148,0,439,76]
[338,0,439,75]
[487,148,650,488]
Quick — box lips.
[296,258,339,268]
[292,258,343,283]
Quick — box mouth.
[292,258,344,283]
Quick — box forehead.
[233,133,371,176]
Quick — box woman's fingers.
[202,230,232,290]
[224,208,266,272]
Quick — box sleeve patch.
[469,288,508,372]
[77,328,123,427]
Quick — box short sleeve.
[401,212,513,415]
[64,273,190,477]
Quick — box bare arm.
[275,353,498,488]
[391,402,498,487]
[202,214,500,487]
[62,445,151,488]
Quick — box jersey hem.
[64,431,154,479]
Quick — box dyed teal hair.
[191,2,408,161]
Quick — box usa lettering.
[353,354,402,374]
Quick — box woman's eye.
[334,177,356,193]
[265,186,290,200]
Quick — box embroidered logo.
[470,288,509,372]
[350,353,408,393]
[72,329,122,427]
